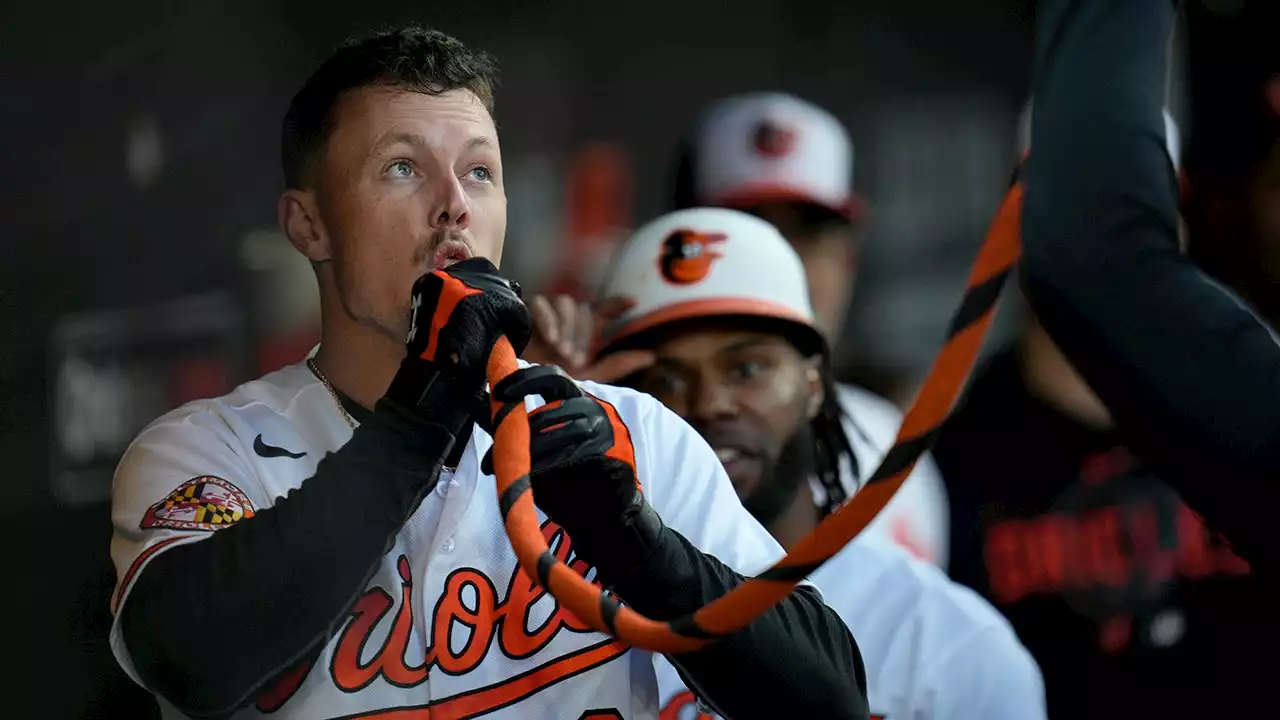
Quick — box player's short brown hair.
[281,24,500,189]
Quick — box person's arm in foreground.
[485,367,869,719]
[1020,0,1280,569]
[112,260,528,719]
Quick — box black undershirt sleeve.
[1021,0,1280,571]
[119,398,472,720]
[609,523,869,719]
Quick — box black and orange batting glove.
[382,258,531,436]
[480,365,664,585]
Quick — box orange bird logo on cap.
[751,120,796,158]
[659,229,728,285]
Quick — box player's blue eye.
[388,161,413,179]
[469,166,492,183]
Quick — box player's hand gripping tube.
[385,257,532,437]
[485,183,1025,653]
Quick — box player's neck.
[312,293,405,412]
[769,483,824,551]
[1017,316,1114,431]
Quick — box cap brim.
[710,184,867,222]
[597,297,822,358]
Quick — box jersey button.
[440,537,456,554]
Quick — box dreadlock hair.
[811,351,855,517]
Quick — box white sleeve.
[839,384,951,570]
[922,625,1048,720]
[629,393,790,579]
[108,406,268,685]
[883,451,951,570]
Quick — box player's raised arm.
[112,259,529,719]
[1020,0,1280,568]
[625,394,869,718]
[483,367,869,719]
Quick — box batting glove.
[382,257,531,434]
[480,365,664,585]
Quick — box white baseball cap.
[595,207,824,357]
[1015,99,1183,168]
[675,93,865,221]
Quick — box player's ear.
[803,358,824,420]
[278,188,331,264]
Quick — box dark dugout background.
[0,0,1271,716]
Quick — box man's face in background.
[628,323,824,526]
[748,201,860,337]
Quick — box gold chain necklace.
[306,356,457,472]
[307,357,357,430]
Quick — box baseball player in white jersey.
[586,207,1045,720]
[107,26,868,720]
[524,94,949,567]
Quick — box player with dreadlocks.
[523,93,949,566]
[588,206,1044,720]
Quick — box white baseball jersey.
[832,383,951,569]
[109,360,797,720]
[656,533,1046,720]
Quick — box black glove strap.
[383,358,479,436]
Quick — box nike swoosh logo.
[254,434,306,459]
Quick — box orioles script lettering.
[334,520,598,689]
[258,520,606,711]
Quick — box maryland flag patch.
[140,476,255,532]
